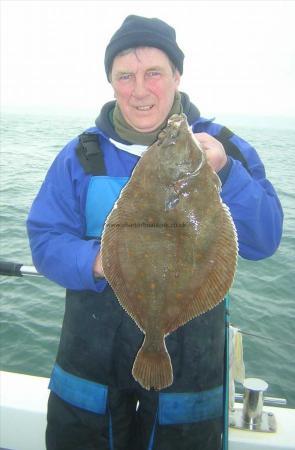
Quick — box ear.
[174,70,181,87]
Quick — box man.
[27,15,283,450]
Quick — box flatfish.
[101,113,238,390]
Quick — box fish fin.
[193,204,238,311]
[101,206,146,330]
[132,336,173,391]
[166,205,238,333]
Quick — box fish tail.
[132,337,173,390]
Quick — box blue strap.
[222,294,230,450]
[49,364,108,414]
[147,409,158,450]
[158,385,223,425]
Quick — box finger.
[194,132,210,138]
[194,132,211,146]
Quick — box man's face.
[111,47,181,133]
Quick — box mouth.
[134,105,154,111]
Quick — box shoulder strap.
[76,133,106,176]
[214,127,250,173]
[76,127,250,175]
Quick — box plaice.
[101,113,238,390]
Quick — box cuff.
[76,239,108,292]
[218,157,233,185]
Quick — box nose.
[132,76,148,98]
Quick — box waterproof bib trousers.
[47,286,226,450]
[46,133,227,450]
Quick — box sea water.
[0,111,294,406]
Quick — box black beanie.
[104,15,184,81]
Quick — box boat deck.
[1,371,294,450]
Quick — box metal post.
[242,378,268,430]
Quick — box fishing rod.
[0,261,41,277]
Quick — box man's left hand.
[194,132,227,173]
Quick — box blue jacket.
[27,115,283,293]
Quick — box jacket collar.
[95,91,201,145]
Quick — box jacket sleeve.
[26,139,107,292]
[220,133,283,260]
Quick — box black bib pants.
[46,286,226,450]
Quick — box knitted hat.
[104,15,184,81]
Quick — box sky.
[1,0,295,119]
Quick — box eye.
[146,71,161,78]
[118,73,133,81]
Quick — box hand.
[93,251,105,279]
[194,132,227,173]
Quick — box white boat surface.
[0,370,294,450]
